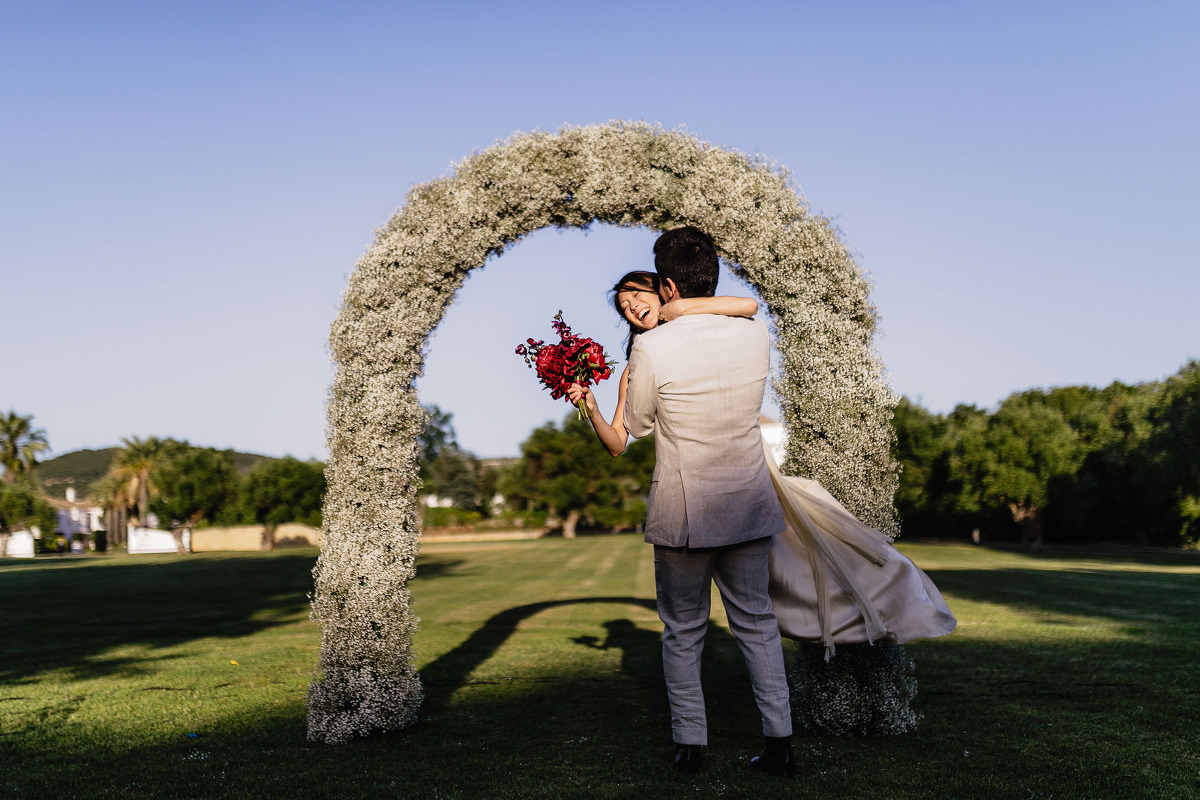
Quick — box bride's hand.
[567,383,598,413]
[658,298,687,323]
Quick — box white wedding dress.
[762,439,957,658]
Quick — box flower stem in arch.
[576,398,591,421]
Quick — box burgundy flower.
[515,311,616,419]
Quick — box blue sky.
[3,2,1197,459]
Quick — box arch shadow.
[419,595,658,716]
[416,593,767,750]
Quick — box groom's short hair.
[654,226,719,298]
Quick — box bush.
[789,641,920,736]
[35,535,69,555]
[487,509,547,529]
[511,510,547,529]
[422,507,483,529]
[585,502,646,532]
[241,457,326,527]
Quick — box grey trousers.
[653,535,793,745]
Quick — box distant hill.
[36,448,119,499]
[35,446,279,500]
[228,451,277,474]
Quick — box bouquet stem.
[576,399,591,421]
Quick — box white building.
[50,487,104,544]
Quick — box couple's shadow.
[419,596,751,729]
[572,618,662,684]
[419,596,662,718]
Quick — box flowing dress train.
[763,439,957,658]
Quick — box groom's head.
[654,226,719,302]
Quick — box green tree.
[960,392,1083,549]
[112,436,165,526]
[418,405,457,482]
[476,460,501,516]
[92,470,135,551]
[891,399,995,539]
[894,372,1200,548]
[1144,360,1200,546]
[0,478,57,556]
[510,414,650,538]
[0,411,50,483]
[892,398,947,535]
[428,447,481,511]
[150,444,243,531]
[241,457,326,529]
[1046,381,1159,545]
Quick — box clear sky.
[3,1,1197,460]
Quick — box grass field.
[2,538,1198,799]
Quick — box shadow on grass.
[7,544,1200,797]
[6,552,1200,797]
[412,557,470,580]
[0,552,325,684]
[0,551,481,685]
[416,592,776,777]
[574,618,664,685]
[420,596,660,717]
[926,565,1200,627]
[1,604,792,799]
[0,666,774,800]
[977,544,1200,568]
[5,630,1200,799]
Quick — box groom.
[624,226,795,777]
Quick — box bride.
[567,270,956,658]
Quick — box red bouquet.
[515,311,615,420]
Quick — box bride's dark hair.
[610,270,660,359]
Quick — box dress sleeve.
[623,336,657,439]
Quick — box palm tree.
[0,411,50,483]
[112,436,165,526]
[92,472,135,550]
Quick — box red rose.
[517,312,615,420]
[582,341,605,369]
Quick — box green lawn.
[2,539,1198,799]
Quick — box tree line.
[5,357,1199,551]
[91,437,325,548]
[0,412,57,552]
[893,359,1200,548]
[417,405,655,538]
[0,417,324,554]
[426,358,1200,549]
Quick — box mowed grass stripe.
[1,539,1198,799]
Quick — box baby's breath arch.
[307,122,900,743]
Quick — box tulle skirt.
[763,440,957,658]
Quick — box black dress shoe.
[672,744,704,773]
[749,736,796,778]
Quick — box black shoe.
[749,736,796,778]
[672,744,704,773]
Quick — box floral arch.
[306,122,900,743]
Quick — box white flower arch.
[306,122,900,743]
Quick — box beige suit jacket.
[624,314,785,548]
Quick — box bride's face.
[618,287,661,331]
